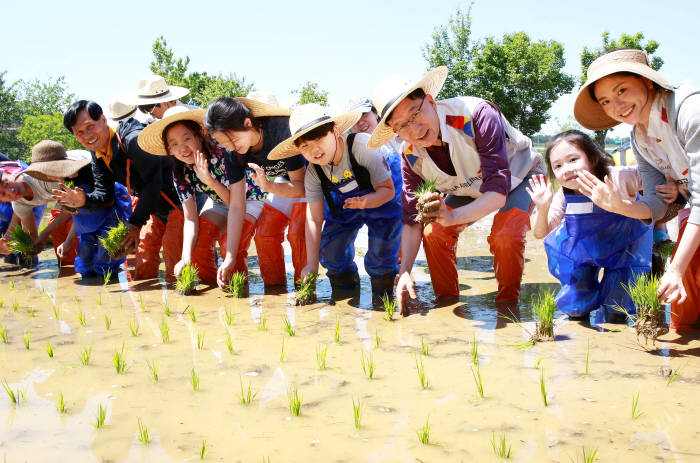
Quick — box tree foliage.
[0,72,24,159]
[292,81,329,107]
[18,113,83,153]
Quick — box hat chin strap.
[380,92,406,119]
[294,115,332,136]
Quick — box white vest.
[401,97,545,197]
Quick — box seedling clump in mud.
[99,221,130,258]
[617,273,668,345]
[414,180,439,223]
[176,264,199,295]
[295,272,317,306]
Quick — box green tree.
[292,81,328,107]
[18,113,83,157]
[580,31,663,147]
[0,71,25,159]
[17,76,75,116]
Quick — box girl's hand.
[576,170,625,214]
[525,174,553,208]
[658,268,687,304]
[248,163,272,192]
[656,174,679,204]
[343,196,367,209]
[193,151,214,187]
[299,264,317,284]
[217,255,236,289]
[56,242,67,260]
[174,259,189,277]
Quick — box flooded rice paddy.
[1,216,699,462]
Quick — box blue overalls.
[73,183,132,277]
[320,147,402,279]
[544,193,652,318]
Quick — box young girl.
[204,93,307,287]
[573,48,700,330]
[528,130,653,320]
[138,107,264,287]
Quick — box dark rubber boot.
[327,270,360,293]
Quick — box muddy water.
[1,216,699,462]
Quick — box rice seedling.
[352,397,363,430]
[94,402,107,428]
[666,361,688,387]
[279,337,287,362]
[631,392,643,420]
[187,306,197,323]
[0,297,3,308]
[375,329,381,348]
[416,417,431,445]
[175,263,199,295]
[414,180,439,223]
[160,319,170,343]
[654,239,676,261]
[534,357,543,370]
[224,308,234,326]
[129,318,140,336]
[226,333,234,356]
[147,360,159,383]
[104,314,111,331]
[420,336,430,356]
[102,268,113,287]
[137,418,150,446]
[294,272,316,305]
[531,289,556,342]
[73,294,79,304]
[163,301,171,317]
[200,439,207,459]
[316,343,328,370]
[99,220,130,258]
[491,431,512,459]
[287,383,303,416]
[13,301,19,312]
[27,306,36,317]
[79,346,92,366]
[77,310,86,327]
[227,271,247,298]
[381,293,396,321]
[0,325,7,344]
[334,316,341,344]
[471,334,479,365]
[196,330,205,349]
[46,341,54,358]
[583,338,591,377]
[415,354,429,390]
[190,368,200,391]
[1,379,24,405]
[282,317,295,337]
[540,368,548,407]
[570,446,599,463]
[96,292,102,306]
[63,178,76,189]
[257,314,268,331]
[9,280,15,290]
[119,295,123,311]
[23,330,30,350]
[616,273,668,345]
[139,295,146,312]
[52,305,60,320]
[471,365,484,398]
[57,392,66,413]
[8,224,36,262]
[236,377,257,405]
[360,351,375,379]
[113,345,128,374]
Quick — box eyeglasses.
[138,104,160,115]
[392,96,425,134]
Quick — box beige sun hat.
[574,49,674,130]
[21,140,91,182]
[235,91,292,117]
[268,104,362,160]
[108,98,137,121]
[137,106,206,156]
[121,75,190,106]
[367,66,448,150]
[344,97,374,114]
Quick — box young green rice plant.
[236,376,257,405]
[0,325,8,344]
[224,308,234,326]
[316,343,328,371]
[79,346,92,366]
[531,289,557,342]
[196,330,205,349]
[187,305,197,323]
[99,220,130,258]
[631,391,643,419]
[534,357,543,370]
[200,439,207,459]
[420,336,430,356]
[1,378,24,405]
[471,334,479,365]
[227,271,247,298]
[129,318,140,337]
[9,280,15,290]
[334,316,341,344]
[654,239,677,261]
[137,418,150,446]
[27,306,36,317]
[352,397,363,430]
[471,365,484,398]
[51,305,60,320]
[416,417,431,445]
[571,446,599,463]
[160,319,170,343]
[190,368,200,392]
[282,317,295,337]
[94,402,107,429]
[163,300,171,317]
[381,293,396,321]
[226,333,234,356]
[102,268,113,287]
[8,224,36,261]
[294,272,316,305]
[287,383,303,416]
[23,330,30,350]
[491,431,512,459]
[175,263,199,295]
[57,392,66,413]
[375,329,381,349]
[146,360,159,383]
[12,301,19,312]
[96,292,102,306]
[415,180,439,223]
[113,345,128,374]
[415,354,429,390]
[616,273,668,345]
[0,297,3,308]
[139,294,145,312]
[257,314,268,331]
[279,337,287,362]
[119,295,123,311]
[666,360,688,387]
[540,367,548,407]
[583,338,591,377]
[77,310,86,327]
[104,314,111,331]
[360,351,375,380]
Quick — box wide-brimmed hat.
[367,66,448,150]
[344,97,374,114]
[235,91,291,117]
[138,106,206,156]
[574,49,674,130]
[268,104,362,160]
[21,140,91,182]
[121,75,190,106]
[108,98,137,121]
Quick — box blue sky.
[3,0,699,137]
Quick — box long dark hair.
[162,119,217,183]
[203,97,261,133]
[545,130,613,185]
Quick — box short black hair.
[64,100,103,133]
[293,122,335,147]
[386,88,426,125]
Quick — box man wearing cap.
[120,75,192,122]
[57,100,182,280]
[368,66,545,315]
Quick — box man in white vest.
[368,66,545,315]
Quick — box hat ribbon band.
[138,89,172,99]
[294,115,332,135]
[380,92,405,119]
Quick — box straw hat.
[108,98,137,121]
[344,97,374,114]
[137,106,206,156]
[235,91,292,117]
[21,140,91,182]
[574,49,674,130]
[367,66,448,150]
[268,104,362,160]
[121,75,190,106]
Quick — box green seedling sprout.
[287,383,303,416]
[257,314,268,331]
[119,295,123,311]
[471,365,484,398]
[46,341,54,358]
[139,294,145,312]
[334,316,341,344]
[0,325,8,344]
[583,338,591,377]
[471,334,479,365]
[294,272,317,305]
[104,314,111,331]
[129,318,140,337]
[534,357,543,370]
[190,368,200,391]
[415,354,429,390]
[283,317,295,337]
[175,263,199,295]
[666,361,688,387]
[491,431,512,459]
[113,344,128,374]
[352,397,363,430]
[236,377,257,405]
[163,301,171,317]
[381,293,396,321]
[631,391,643,420]
[99,221,129,258]
[227,271,247,298]
[415,180,439,223]
[10,280,14,290]
[571,446,599,463]
[279,337,287,362]
[77,310,86,327]
[57,392,66,413]
[187,305,197,323]
[532,289,557,341]
[200,439,207,459]
[0,297,3,308]
[147,360,159,383]
[102,268,112,287]
[540,368,548,407]
[226,333,234,356]
[360,351,375,379]
[160,319,170,343]
[8,224,36,264]
[27,306,36,317]
[316,343,328,371]
[79,346,92,366]
[615,273,668,345]
[2,379,24,405]
[224,308,234,326]
[375,329,381,348]
[96,292,102,306]
[94,403,107,429]
[416,417,431,445]
[12,301,19,312]
[137,418,150,446]
[420,337,430,356]
[23,330,30,350]
[654,239,676,261]
[196,330,205,349]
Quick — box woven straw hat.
[137,106,206,156]
[21,140,91,182]
[268,104,362,160]
[236,91,291,117]
[574,49,674,130]
[121,75,190,106]
[367,66,448,150]
[344,97,374,113]
[108,98,137,121]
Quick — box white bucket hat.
[367,66,448,150]
[235,91,291,117]
[137,106,206,156]
[121,75,190,106]
[268,104,362,160]
[108,98,137,121]
[344,97,374,114]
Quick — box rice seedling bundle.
[8,224,36,258]
[619,274,668,344]
[99,221,130,258]
[294,272,317,306]
[414,180,439,223]
[227,272,247,298]
[531,289,557,342]
[176,264,199,295]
